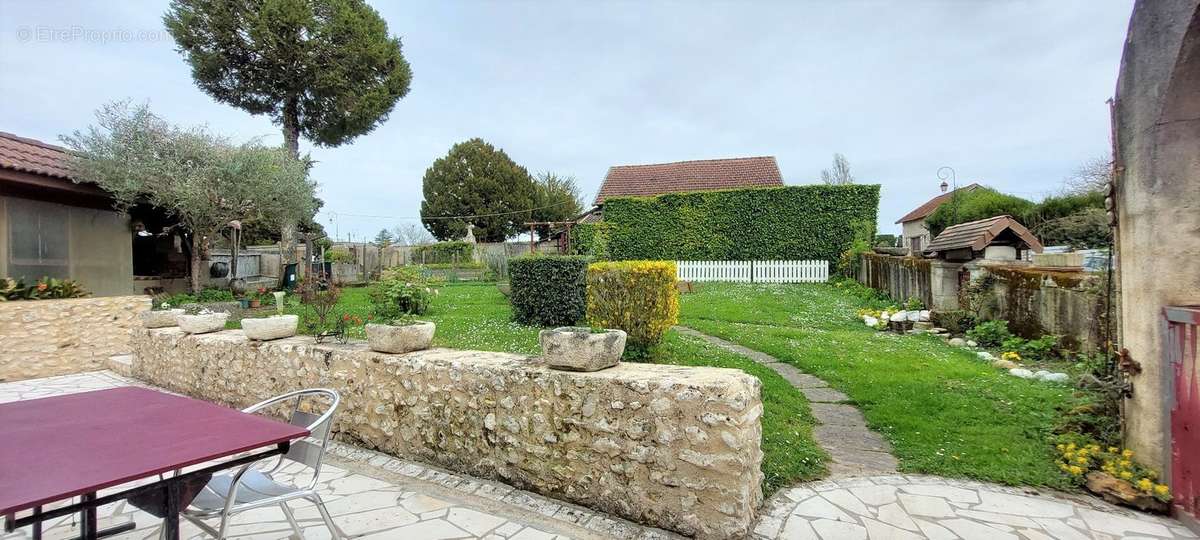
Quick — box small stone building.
[923,215,1044,262]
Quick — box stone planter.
[140,309,184,329]
[365,322,435,354]
[176,313,229,335]
[539,327,627,372]
[241,315,298,341]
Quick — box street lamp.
[937,166,959,224]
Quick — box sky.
[0,1,1134,242]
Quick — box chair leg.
[279,502,303,538]
[309,494,343,539]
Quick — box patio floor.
[4,371,1196,540]
[0,371,678,540]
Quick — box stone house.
[1112,0,1200,522]
[0,131,188,296]
[894,183,981,255]
[576,156,784,223]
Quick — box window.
[8,199,69,280]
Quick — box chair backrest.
[243,388,340,483]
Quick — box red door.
[1166,305,1200,520]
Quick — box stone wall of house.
[131,328,764,539]
[0,295,150,382]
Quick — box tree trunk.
[190,234,205,293]
[228,228,239,286]
[279,98,301,267]
[282,98,300,159]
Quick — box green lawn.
[680,282,1083,489]
[239,282,826,494]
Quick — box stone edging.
[674,326,899,477]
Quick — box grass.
[680,282,1084,489]
[239,282,826,495]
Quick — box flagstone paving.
[0,371,680,540]
[753,475,1196,540]
[5,369,1195,539]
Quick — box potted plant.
[539,326,627,372]
[241,313,299,341]
[141,301,185,329]
[176,308,229,334]
[363,267,437,353]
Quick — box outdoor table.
[1,387,309,540]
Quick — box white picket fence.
[676,260,829,283]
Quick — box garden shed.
[924,215,1043,262]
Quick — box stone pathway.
[674,328,1197,540]
[752,475,1196,540]
[0,371,681,540]
[675,326,899,477]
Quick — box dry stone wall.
[131,328,764,539]
[0,296,150,382]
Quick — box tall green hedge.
[508,255,590,326]
[602,185,880,262]
[569,222,614,260]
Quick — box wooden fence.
[676,260,828,283]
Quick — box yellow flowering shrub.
[586,261,679,357]
[1001,351,1022,362]
[1055,437,1171,502]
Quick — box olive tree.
[63,102,317,292]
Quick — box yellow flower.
[1154,484,1169,496]
[1075,457,1088,465]
[1136,478,1153,491]
[1120,471,1133,479]
[1119,460,1131,468]
[1068,466,1083,475]
[1063,451,1075,459]
[1122,449,1134,458]
[1108,446,1118,453]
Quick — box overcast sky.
[0,1,1133,241]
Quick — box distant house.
[923,215,1043,262]
[894,183,980,255]
[577,156,784,223]
[0,131,186,296]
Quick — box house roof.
[0,131,73,179]
[895,183,981,224]
[593,156,783,205]
[924,215,1044,254]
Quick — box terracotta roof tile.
[594,156,783,205]
[0,131,73,179]
[925,215,1044,254]
[895,183,981,224]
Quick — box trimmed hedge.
[586,261,679,356]
[509,255,590,326]
[414,241,474,264]
[602,185,880,262]
[569,222,614,260]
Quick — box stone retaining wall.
[131,328,764,539]
[0,295,150,382]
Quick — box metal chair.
[179,389,342,539]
